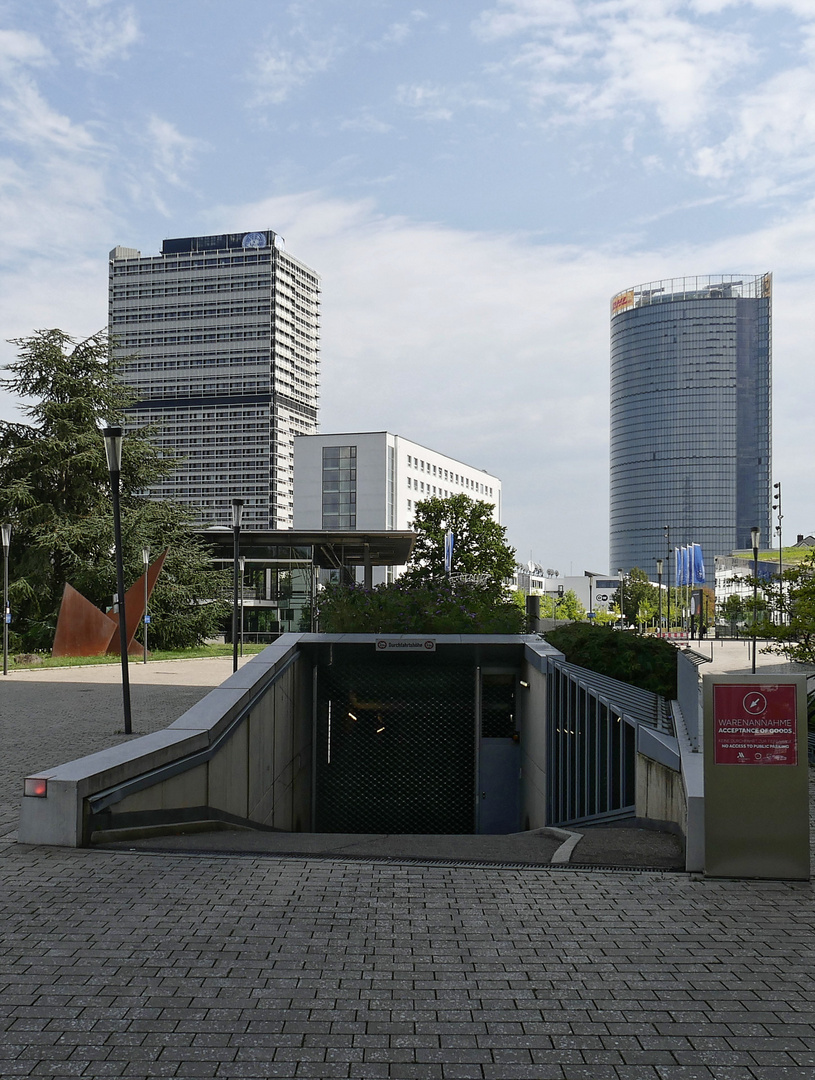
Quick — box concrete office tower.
[609,274,772,574]
[109,231,320,529]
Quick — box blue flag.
[692,543,705,585]
[444,531,454,574]
[674,548,682,588]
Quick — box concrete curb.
[539,826,584,864]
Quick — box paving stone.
[3,664,815,1079]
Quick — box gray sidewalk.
[1,646,814,1079]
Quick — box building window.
[322,444,356,529]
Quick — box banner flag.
[444,531,454,574]
[692,543,705,585]
[675,547,682,587]
[682,545,691,587]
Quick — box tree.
[402,494,516,594]
[539,589,586,621]
[0,329,230,652]
[613,567,659,629]
[753,553,815,664]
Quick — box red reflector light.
[24,777,48,798]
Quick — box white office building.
[108,230,320,529]
[294,431,502,580]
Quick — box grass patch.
[8,642,270,670]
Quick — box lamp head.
[231,498,245,529]
[750,526,760,552]
[656,558,663,575]
[102,427,123,473]
[1,523,10,554]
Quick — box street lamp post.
[142,546,150,664]
[2,523,10,676]
[664,524,672,635]
[103,427,132,735]
[617,568,625,629]
[656,558,664,637]
[751,526,760,675]
[231,499,244,673]
[239,555,246,658]
[773,481,783,624]
[584,570,595,618]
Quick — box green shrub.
[317,579,525,635]
[545,622,677,699]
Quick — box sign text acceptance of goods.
[712,683,797,766]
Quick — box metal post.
[617,568,624,629]
[773,481,783,624]
[2,523,10,676]
[664,524,671,635]
[142,546,150,664]
[656,558,663,637]
[103,428,132,735]
[751,526,760,675]
[239,555,245,657]
[231,499,244,673]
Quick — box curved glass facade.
[610,275,771,574]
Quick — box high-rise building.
[609,274,772,574]
[108,230,320,529]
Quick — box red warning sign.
[712,684,798,765]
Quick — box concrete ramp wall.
[18,637,312,847]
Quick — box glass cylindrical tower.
[610,274,772,574]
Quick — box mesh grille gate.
[315,653,476,833]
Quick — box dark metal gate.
[315,651,476,833]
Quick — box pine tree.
[0,329,229,651]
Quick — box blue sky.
[1,0,814,574]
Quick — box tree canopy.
[751,552,815,664]
[316,494,524,635]
[0,329,229,652]
[402,494,516,594]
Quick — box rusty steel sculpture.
[52,551,167,658]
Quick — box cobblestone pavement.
[1,649,814,1079]
[1,841,814,1080]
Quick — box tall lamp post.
[773,481,783,624]
[617,568,625,629]
[239,555,246,658]
[751,526,760,675]
[656,558,663,637]
[103,427,132,735]
[231,498,244,673]
[664,524,672,634]
[142,545,150,664]
[2,523,10,676]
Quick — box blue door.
[478,671,520,833]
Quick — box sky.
[1,0,814,576]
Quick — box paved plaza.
[1,645,814,1079]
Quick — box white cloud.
[340,113,393,134]
[249,34,341,106]
[0,78,97,152]
[146,116,207,188]
[396,81,506,121]
[0,29,51,72]
[696,65,815,184]
[476,0,752,133]
[55,0,141,71]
